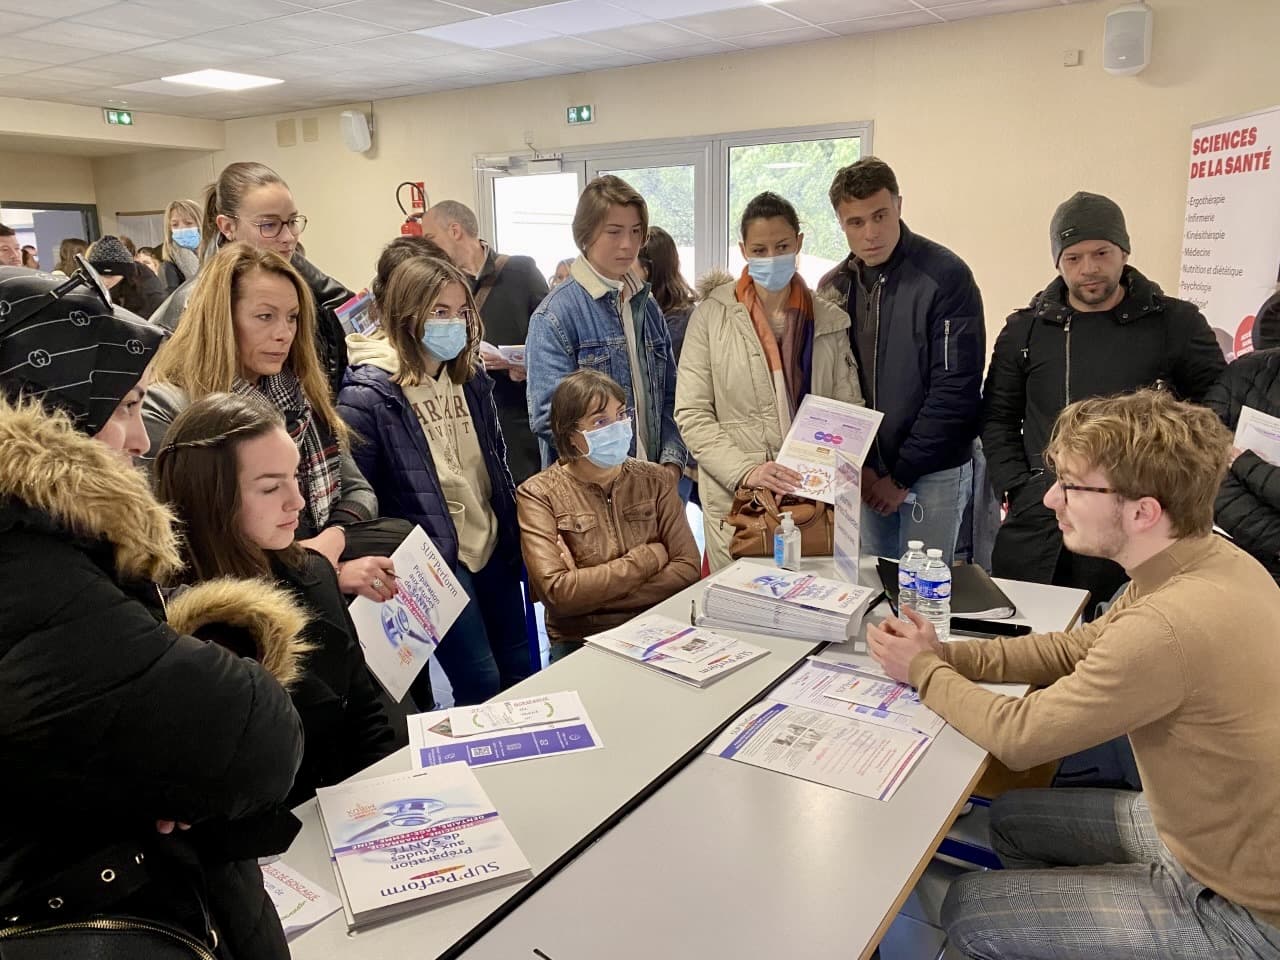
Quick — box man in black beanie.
[982,191,1226,613]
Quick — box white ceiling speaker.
[1103,2,1153,77]
[339,110,373,153]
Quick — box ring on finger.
[372,577,385,590]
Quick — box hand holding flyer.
[776,396,884,504]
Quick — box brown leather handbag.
[725,487,834,559]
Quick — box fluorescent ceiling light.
[161,69,283,91]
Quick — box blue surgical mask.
[580,418,632,468]
[421,318,468,361]
[747,253,797,292]
[171,227,200,250]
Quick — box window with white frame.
[477,122,871,287]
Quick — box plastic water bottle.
[915,548,952,642]
[897,539,926,622]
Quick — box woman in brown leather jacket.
[517,369,700,660]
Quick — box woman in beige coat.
[675,191,863,570]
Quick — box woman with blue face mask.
[338,253,533,708]
[160,198,202,293]
[675,191,865,571]
[517,369,700,661]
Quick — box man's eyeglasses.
[1058,483,1118,497]
[231,215,308,239]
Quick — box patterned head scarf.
[0,260,166,434]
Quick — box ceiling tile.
[0,57,53,76]
[25,64,150,87]
[241,46,390,79]
[730,24,835,47]
[129,0,298,16]
[608,0,754,18]
[0,76,98,98]
[429,48,542,71]
[502,35,617,65]
[323,0,479,29]
[506,0,649,34]
[68,1,262,37]
[342,31,471,60]
[185,21,325,57]
[0,0,113,13]
[771,0,916,25]
[422,15,559,48]
[121,39,226,65]
[661,38,741,58]
[580,20,709,53]
[2,38,97,65]
[60,55,176,82]
[0,11,49,31]
[823,9,940,33]
[670,5,808,39]
[929,0,1060,18]
[443,0,566,12]
[276,10,400,42]
[12,20,160,53]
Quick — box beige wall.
[91,150,218,237]
[45,0,1279,335]
[0,150,96,205]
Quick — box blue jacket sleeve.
[526,305,577,467]
[893,269,986,486]
[336,383,381,492]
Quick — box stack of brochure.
[699,562,881,643]
[585,614,768,687]
[315,764,531,929]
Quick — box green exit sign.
[566,104,594,125]
[103,108,134,126]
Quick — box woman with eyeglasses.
[517,369,700,661]
[338,253,533,708]
[151,161,353,398]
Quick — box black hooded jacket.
[1207,291,1280,581]
[0,397,307,959]
[982,265,1225,587]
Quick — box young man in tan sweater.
[869,389,1280,959]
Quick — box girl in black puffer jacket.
[0,265,307,959]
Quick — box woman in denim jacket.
[525,175,687,481]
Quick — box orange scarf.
[736,269,815,436]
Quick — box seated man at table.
[867,389,1280,960]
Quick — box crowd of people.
[2,152,1279,960]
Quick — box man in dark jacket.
[1208,290,1280,581]
[820,157,985,564]
[983,192,1226,609]
[421,200,549,483]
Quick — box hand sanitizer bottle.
[774,511,801,571]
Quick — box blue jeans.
[410,555,533,709]
[860,461,973,563]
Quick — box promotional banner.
[1179,105,1280,360]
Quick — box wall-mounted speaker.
[339,110,373,153]
[1103,2,1153,77]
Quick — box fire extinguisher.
[397,181,427,236]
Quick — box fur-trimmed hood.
[0,394,182,582]
[166,578,313,689]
